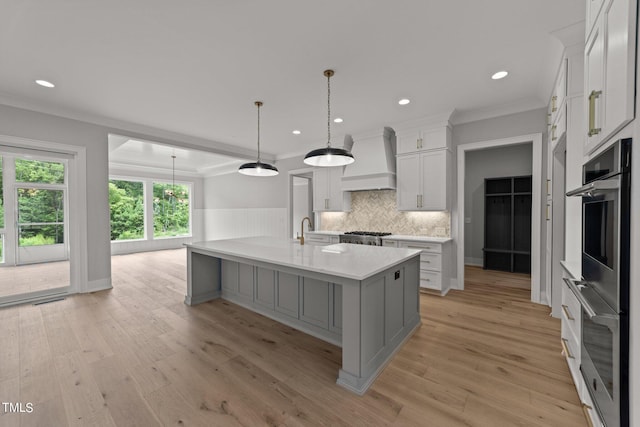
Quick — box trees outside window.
[109,180,144,241]
[153,182,190,238]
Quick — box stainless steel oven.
[566,138,631,427]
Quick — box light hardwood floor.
[0,261,70,299]
[0,249,587,426]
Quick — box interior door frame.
[456,133,543,303]
[0,134,87,306]
[287,167,315,239]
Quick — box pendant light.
[304,69,355,167]
[238,101,279,176]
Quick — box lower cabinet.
[561,270,604,427]
[384,239,451,295]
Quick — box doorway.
[456,133,543,303]
[0,137,86,307]
[288,168,315,239]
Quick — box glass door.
[16,187,67,264]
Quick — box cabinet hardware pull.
[560,338,574,359]
[588,90,602,137]
[546,204,550,221]
[546,179,551,195]
[417,138,423,149]
[547,113,552,126]
[561,304,574,321]
[551,124,557,141]
[551,95,558,112]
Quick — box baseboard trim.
[86,278,112,293]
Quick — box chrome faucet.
[298,216,313,245]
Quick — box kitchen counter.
[184,236,421,395]
[382,235,452,243]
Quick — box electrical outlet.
[465,217,472,224]
[435,227,446,236]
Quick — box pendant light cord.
[327,71,331,148]
[256,101,261,162]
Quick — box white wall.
[202,156,306,240]
[464,143,533,265]
[451,108,547,285]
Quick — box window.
[17,188,65,246]
[109,180,144,241]
[153,182,190,238]
[15,158,65,184]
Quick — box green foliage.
[19,234,55,247]
[109,180,144,241]
[153,182,190,237]
[15,159,65,184]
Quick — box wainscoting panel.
[203,208,287,240]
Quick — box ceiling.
[1,1,584,160]
[108,135,243,176]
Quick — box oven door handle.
[563,278,619,331]
[566,178,619,197]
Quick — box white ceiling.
[1,1,584,160]
[108,135,242,175]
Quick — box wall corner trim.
[85,278,113,293]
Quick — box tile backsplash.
[319,190,450,237]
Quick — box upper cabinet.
[313,167,351,212]
[584,0,637,154]
[549,59,568,146]
[396,117,452,212]
[397,149,451,211]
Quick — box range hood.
[341,127,396,191]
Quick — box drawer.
[420,270,441,290]
[382,239,398,248]
[304,234,331,244]
[420,252,442,271]
[560,331,580,381]
[561,283,581,340]
[399,241,442,253]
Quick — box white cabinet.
[385,238,451,295]
[397,150,450,211]
[396,126,451,155]
[313,167,351,212]
[304,232,339,245]
[583,0,636,154]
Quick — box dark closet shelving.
[483,175,532,274]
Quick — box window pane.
[0,234,3,262]
[18,188,64,223]
[109,180,145,241]
[153,182,190,238]
[15,158,65,184]
[0,156,4,229]
[19,225,64,246]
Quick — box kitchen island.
[185,236,421,394]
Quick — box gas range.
[339,231,392,246]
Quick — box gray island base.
[185,237,422,395]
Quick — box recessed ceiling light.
[334,117,343,123]
[491,71,508,80]
[398,98,411,105]
[292,130,301,135]
[35,79,55,88]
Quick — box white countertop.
[305,231,342,236]
[187,236,421,281]
[382,235,452,243]
[560,260,581,280]
[305,230,452,243]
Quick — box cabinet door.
[584,17,605,152]
[602,0,636,140]
[420,150,448,211]
[396,154,420,210]
[586,0,605,38]
[312,168,329,211]
[327,166,345,211]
